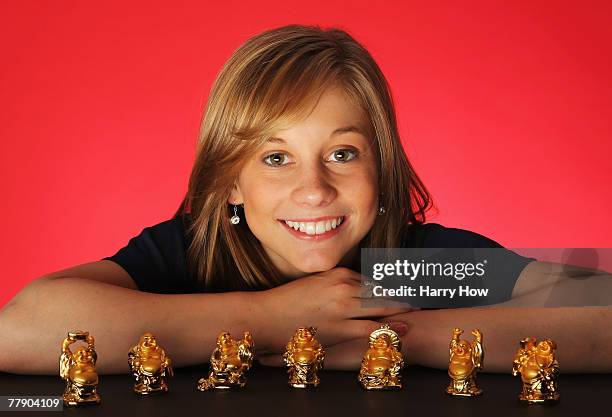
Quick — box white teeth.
[283,216,344,235]
[315,222,326,234]
[285,221,299,231]
[306,223,316,235]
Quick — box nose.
[290,162,337,207]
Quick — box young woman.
[1,25,610,375]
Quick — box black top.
[102,215,536,300]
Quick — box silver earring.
[230,204,240,225]
[378,205,386,216]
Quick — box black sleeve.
[101,216,195,294]
[405,223,537,304]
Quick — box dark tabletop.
[1,364,609,416]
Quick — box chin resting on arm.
[257,261,612,373]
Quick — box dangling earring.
[378,193,385,216]
[230,204,240,225]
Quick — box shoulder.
[400,222,537,305]
[101,214,194,293]
[401,222,504,248]
[140,214,191,235]
[136,214,193,247]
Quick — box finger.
[323,319,408,344]
[344,298,417,318]
[335,281,418,305]
[358,295,419,309]
[362,298,421,311]
[306,320,375,347]
[345,280,420,308]
[257,354,284,367]
[321,338,368,370]
[379,311,416,324]
[353,306,417,318]
[335,267,366,283]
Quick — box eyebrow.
[266,125,366,144]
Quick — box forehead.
[267,85,371,142]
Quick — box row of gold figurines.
[59,325,559,406]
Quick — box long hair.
[174,24,434,291]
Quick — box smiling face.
[140,333,157,349]
[229,85,379,279]
[75,347,93,365]
[454,340,471,356]
[296,327,315,343]
[373,336,390,350]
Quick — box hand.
[251,267,414,353]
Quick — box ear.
[228,183,244,205]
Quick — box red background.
[1,0,611,307]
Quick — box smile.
[277,216,347,240]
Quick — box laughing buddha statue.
[59,331,101,406]
[446,327,484,396]
[512,337,560,404]
[358,324,404,390]
[128,332,173,394]
[283,327,325,388]
[198,331,254,390]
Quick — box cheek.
[239,178,284,218]
[348,175,378,211]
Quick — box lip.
[278,216,348,241]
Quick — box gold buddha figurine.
[128,332,173,394]
[446,328,484,396]
[59,331,101,406]
[358,324,404,390]
[198,331,254,390]
[512,337,560,404]
[283,327,325,388]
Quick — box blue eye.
[329,149,358,163]
[263,152,289,166]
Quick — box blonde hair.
[175,24,433,291]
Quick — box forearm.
[390,307,612,373]
[0,277,261,375]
